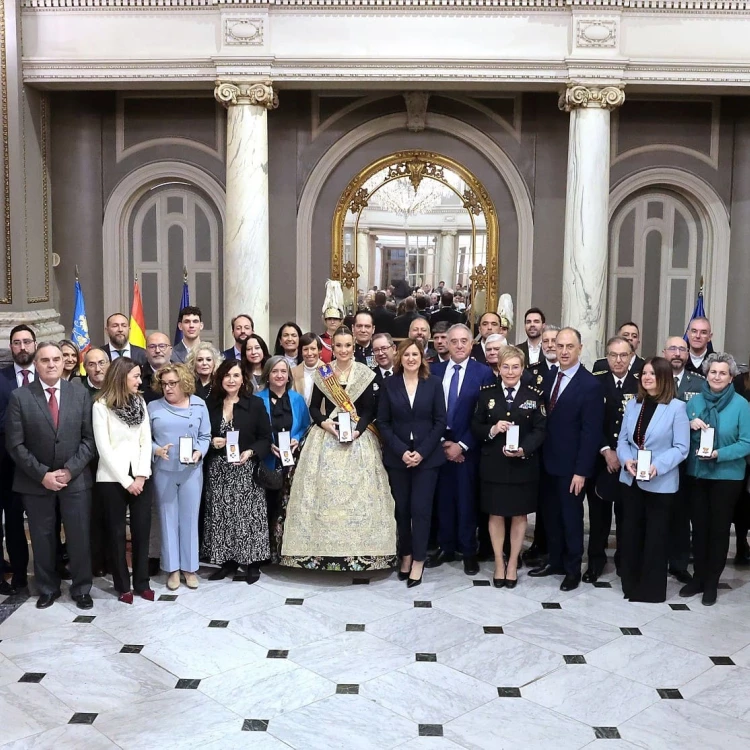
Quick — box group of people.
[0,288,749,611]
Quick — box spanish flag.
[129,279,147,349]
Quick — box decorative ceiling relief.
[224,17,264,46]
[575,17,619,49]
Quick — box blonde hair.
[151,363,196,397]
[186,342,223,373]
[498,345,525,368]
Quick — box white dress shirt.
[110,345,131,360]
[690,351,706,370]
[42,379,62,408]
[527,342,541,365]
[554,361,581,399]
[379,367,393,379]
[14,363,36,388]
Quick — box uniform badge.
[537,375,543,385]
[540,404,546,416]
[373,382,379,392]
[488,399,495,409]
[366,355,376,369]
[624,394,635,402]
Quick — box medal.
[488,399,495,409]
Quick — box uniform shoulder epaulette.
[693,372,706,379]
[593,370,608,376]
[633,372,640,379]
[481,383,496,391]
[528,385,543,395]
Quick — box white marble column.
[215,81,278,344]
[559,84,625,368]
[438,230,457,289]
[356,227,370,293]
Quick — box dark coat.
[391,311,424,340]
[592,354,645,375]
[205,394,272,459]
[101,343,147,366]
[377,374,447,470]
[429,307,466,331]
[371,305,396,335]
[471,381,546,484]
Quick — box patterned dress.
[201,417,270,566]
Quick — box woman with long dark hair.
[273,322,303,368]
[240,334,270,394]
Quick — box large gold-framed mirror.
[332,150,499,320]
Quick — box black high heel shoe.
[504,577,518,589]
[397,569,411,581]
[493,578,506,588]
[407,570,423,588]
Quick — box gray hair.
[372,332,394,347]
[485,334,507,346]
[258,355,293,391]
[703,352,739,378]
[606,335,631,353]
[447,323,472,339]
[186,342,223,372]
[35,341,63,359]
[542,324,560,333]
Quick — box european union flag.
[174,276,190,346]
[72,277,91,374]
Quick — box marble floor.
[3,556,750,749]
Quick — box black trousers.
[23,490,92,598]
[101,482,151,594]
[620,483,673,603]
[733,484,750,556]
[690,477,743,594]
[388,465,439,561]
[586,484,622,574]
[90,481,109,573]
[0,488,29,584]
[667,462,691,573]
[541,474,584,575]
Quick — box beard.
[110,333,127,348]
[543,351,557,363]
[13,350,34,366]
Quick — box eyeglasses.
[86,361,108,370]
[666,345,688,353]
[607,353,630,360]
[373,346,394,354]
[11,339,34,347]
[159,380,180,388]
[147,344,171,351]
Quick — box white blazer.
[92,398,153,489]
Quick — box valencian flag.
[129,278,147,350]
[174,268,190,346]
[71,268,91,375]
[684,277,714,355]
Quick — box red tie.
[21,369,30,386]
[549,371,564,411]
[46,387,59,429]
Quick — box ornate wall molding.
[224,17,264,45]
[609,167,730,351]
[215,80,278,108]
[575,17,618,48]
[559,84,625,111]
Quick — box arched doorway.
[331,150,500,318]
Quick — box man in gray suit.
[5,342,96,609]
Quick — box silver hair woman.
[186,342,223,400]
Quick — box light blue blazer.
[617,398,690,494]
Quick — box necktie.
[674,377,679,392]
[616,379,623,392]
[20,369,30,387]
[506,387,514,407]
[549,371,564,411]
[46,387,59,429]
[447,364,461,425]
[384,370,392,378]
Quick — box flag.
[174,272,190,346]
[71,274,91,375]
[129,279,147,350]
[684,278,714,355]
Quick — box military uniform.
[471,382,546,516]
[354,342,375,368]
[592,354,645,375]
[584,369,640,580]
[528,358,556,389]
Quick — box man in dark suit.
[584,336,639,583]
[353,310,375,366]
[529,327,604,591]
[592,322,644,375]
[408,317,437,363]
[429,292,466,332]
[684,317,713,375]
[517,307,546,368]
[431,322,452,364]
[371,292,395,335]
[371,332,396,414]
[426,323,495,575]
[470,312,508,364]
[391,298,424,340]
[0,324,38,594]
[101,313,147,365]
[171,305,203,363]
[6,342,96,609]
[222,314,254,361]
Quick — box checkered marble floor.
[3,556,750,749]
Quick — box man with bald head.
[79,348,110,395]
[408,316,437,363]
[143,332,173,403]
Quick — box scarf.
[698,379,735,429]
[113,394,145,427]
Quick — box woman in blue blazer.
[682,353,750,605]
[378,339,446,587]
[256,356,311,562]
[617,356,690,602]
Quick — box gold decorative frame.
[331,150,499,313]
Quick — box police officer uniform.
[354,342,375,368]
[471,382,546,518]
[583,369,639,582]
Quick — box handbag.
[252,457,283,491]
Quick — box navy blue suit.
[430,358,495,556]
[378,374,447,560]
[542,365,604,575]
[222,347,239,362]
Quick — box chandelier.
[365,175,446,220]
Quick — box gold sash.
[314,362,378,436]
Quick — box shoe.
[92,568,107,578]
[137,589,155,601]
[182,572,199,590]
[463,557,480,576]
[505,578,518,589]
[397,570,411,581]
[208,565,235,581]
[406,573,423,588]
[118,592,134,605]
[246,567,261,585]
[734,554,750,567]
[167,571,180,590]
[148,558,160,577]
[582,567,602,584]
[425,550,456,569]
[702,590,717,606]
[528,564,565,578]
[670,569,693,585]
[679,580,704,597]
[560,574,581,592]
[73,594,94,610]
[0,580,17,596]
[493,578,506,588]
[36,592,61,609]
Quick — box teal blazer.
[686,391,750,480]
[256,388,311,470]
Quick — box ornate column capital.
[558,84,625,113]
[214,81,279,110]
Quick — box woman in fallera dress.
[281,326,397,571]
